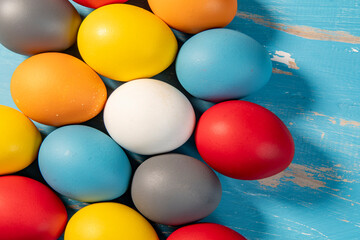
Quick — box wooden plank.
[0,0,359,239]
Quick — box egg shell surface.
[0,105,41,175]
[148,0,237,34]
[195,100,295,180]
[0,0,81,55]
[10,52,107,126]
[64,202,159,240]
[0,176,68,240]
[77,4,178,82]
[167,223,247,240]
[72,0,128,8]
[176,28,272,102]
[38,125,132,202]
[131,154,222,225]
[104,79,195,155]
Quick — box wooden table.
[1,0,359,239]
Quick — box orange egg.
[148,0,237,34]
[11,53,107,127]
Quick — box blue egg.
[38,125,132,202]
[175,28,272,102]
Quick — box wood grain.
[0,0,359,239]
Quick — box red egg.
[167,223,247,240]
[73,0,128,9]
[195,100,295,180]
[0,176,68,240]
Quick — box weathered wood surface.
[0,0,359,239]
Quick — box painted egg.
[11,52,107,126]
[38,125,132,202]
[0,0,81,55]
[0,176,67,240]
[64,202,159,240]
[77,4,177,82]
[72,0,128,9]
[131,154,222,225]
[0,105,41,175]
[104,79,195,155]
[195,100,295,180]
[167,223,247,240]
[176,29,272,102]
[148,0,237,34]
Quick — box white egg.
[104,79,196,155]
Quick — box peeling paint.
[337,178,355,183]
[272,68,293,75]
[236,12,360,44]
[312,112,329,117]
[318,167,333,172]
[298,111,337,124]
[318,190,360,205]
[303,112,360,127]
[271,51,300,70]
[321,132,325,140]
[258,164,326,189]
[259,163,355,189]
[339,119,360,127]
[316,167,355,183]
[311,112,337,124]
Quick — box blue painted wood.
[0,0,359,239]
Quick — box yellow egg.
[0,105,42,175]
[77,4,178,82]
[64,203,159,240]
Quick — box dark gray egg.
[0,0,81,55]
[131,153,222,226]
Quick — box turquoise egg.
[176,28,272,102]
[38,125,132,202]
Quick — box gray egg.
[131,153,222,226]
[0,0,81,55]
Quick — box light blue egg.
[38,125,132,202]
[175,28,272,102]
